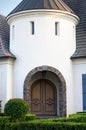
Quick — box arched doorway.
[24,66,66,117]
[31,79,57,116]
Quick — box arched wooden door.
[31,79,57,116]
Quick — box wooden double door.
[31,79,57,116]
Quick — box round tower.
[7,0,79,116]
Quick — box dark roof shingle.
[63,0,86,59]
[0,14,15,59]
[8,0,74,16]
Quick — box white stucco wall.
[0,59,13,111]
[7,10,79,116]
[73,59,86,113]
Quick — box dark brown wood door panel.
[31,81,42,115]
[31,79,57,116]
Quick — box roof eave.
[71,55,86,60]
[7,9,79,23]
[0,55,16,59]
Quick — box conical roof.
[0,14,15,58]
[8,0,74,16]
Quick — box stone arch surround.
[24,66,66,117]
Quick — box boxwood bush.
[69,112,86,117]
[0,116,10,130]
[0,116,10,124]
[1,111,86,130]
[24,114,36,121]
[4,98,29,121]
[34,113,86,123]
[52,116,86,123]
[4,122,86,130]
[20,114,36,122]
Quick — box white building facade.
[0,0,86,117]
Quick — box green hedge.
[68,112,86,122]
[69,112,86,117]
[0,116,10,124]
[24,114,36,121]
[34,115,86,123]
[77,112,86,115]
[52,116,86,123]
[1,112,86,130]
[20,114,36,122]
[0,116,10,130]
[0,114,36,130]
[3,122,86,130]
[0,114,36,123]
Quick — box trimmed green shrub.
[68,112,86,122]
[0,116,10,130]
[52,117,67,122]
[20,114,36,122]
[1,111,86,129]
[4,122,86,130]
[77,112,86,115]
[35,113,86,123]
[4,98,29,121]
[25,114,36,121]
[0,113,36,127]
[69,112,86,117]
[0,116,10,124]
[67,116,86,122]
